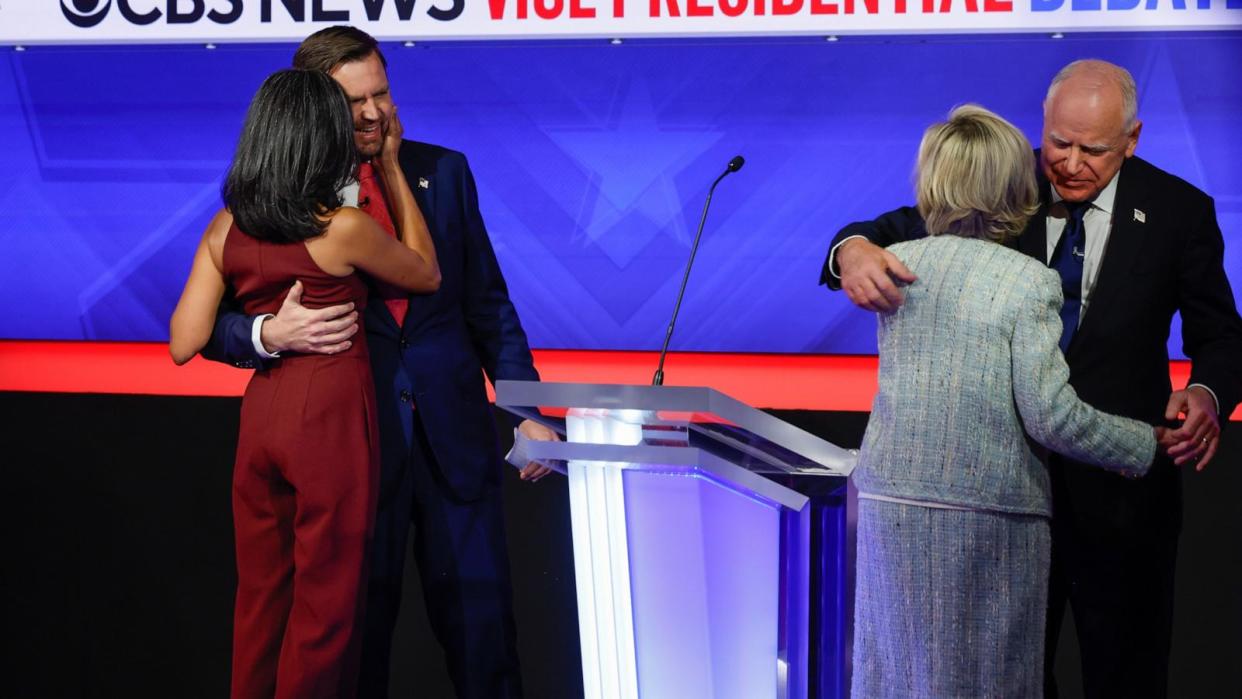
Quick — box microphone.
[652,155,745,386]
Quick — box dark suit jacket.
[205,140,539,501]
[822,154,1242,427]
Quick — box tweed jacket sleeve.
[1011,267,1157,475]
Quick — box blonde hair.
[915,104,1039,243]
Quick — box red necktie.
[356,161,409,327]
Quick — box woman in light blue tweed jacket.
[850,105,1164,699]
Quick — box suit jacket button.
[399,390,412,403]
[399,338,410,350]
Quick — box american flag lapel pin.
[418,177,430,190]
[1133,208,1146,223]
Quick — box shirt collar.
[1049,168,1120,216]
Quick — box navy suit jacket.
[822,154,1242,428]
[205,140,539,501]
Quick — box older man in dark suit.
[821,59,1242,698]
[204,27,556,699]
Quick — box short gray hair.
[915,104,1039,243]
[1046,59,1138,131]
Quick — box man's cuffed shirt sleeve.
[252,315,281,359]
[1187,383,1221,416]
[826,235,867,281]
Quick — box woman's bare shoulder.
[323,206,373,241]
[204,209,233,265]
[310,207,374,275]
[205,208,233,242]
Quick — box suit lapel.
[1020,178,1051,262]
[411,172,436,244]
[399,141,439,241]
[401,150,439,324]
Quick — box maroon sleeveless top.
[222,223,370,360]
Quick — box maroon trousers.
[229,353,379,699]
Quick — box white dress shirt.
[1045,170,1119,328]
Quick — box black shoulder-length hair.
[222,69,358,243]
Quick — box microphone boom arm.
[652,157,743,386]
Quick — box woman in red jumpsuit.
[169,69,440,699]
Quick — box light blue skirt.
[852,498,1051,699]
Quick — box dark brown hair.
[292,26,387,74]
[222,70,358,243]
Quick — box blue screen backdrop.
[2,32,1239,356]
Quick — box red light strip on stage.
[0,340,1237,420]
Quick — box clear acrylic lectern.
[495,381,858,699]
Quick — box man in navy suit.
[205,26,556,698]
[821,60,1242,697]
